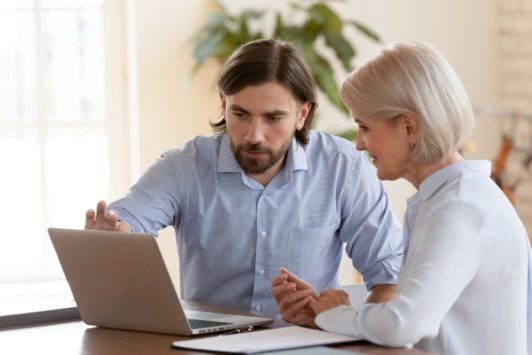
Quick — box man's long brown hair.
[211,39,318,145]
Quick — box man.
[85,38,403,318]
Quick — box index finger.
[280,268,319,298]
[96,200,107,215]
[271,271,288,287]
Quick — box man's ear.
[219,92,226,111]
[296,101,312,130]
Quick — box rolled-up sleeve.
[339,153,403,289]
[108,152,181,235]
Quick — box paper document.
[260,346,359,354]
[172,326,360,354]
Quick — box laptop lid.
[48,228,272,336]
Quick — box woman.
[273,42,531,354]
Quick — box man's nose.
[245,119,265,144]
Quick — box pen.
[219,325,254,336]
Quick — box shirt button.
[254,304,262,312]
[260,231,267,238]
[258,268,265,276]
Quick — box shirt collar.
[289,139,309,171]
[417,160,492,202]
[217,134,309,174]
[217,135,241,173]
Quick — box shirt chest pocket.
[287,224,340,283]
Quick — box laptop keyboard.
[188,318,231,329]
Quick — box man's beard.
[230,138,293,175]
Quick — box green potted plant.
[188,0,381,138]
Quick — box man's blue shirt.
[109,130,403,317]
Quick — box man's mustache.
[241,143,270,153]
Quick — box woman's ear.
[400,113,420,140]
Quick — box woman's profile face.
[354,114,413,181]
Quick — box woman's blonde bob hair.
[340,42,474,165]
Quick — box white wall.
[325,0,499,220]
[127,0,219,178]
[126,0,500,287]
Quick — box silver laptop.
[48,228,273,336]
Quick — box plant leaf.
[334,128,357,142]
[308,3,342,31]
[323,30,356,72]
[347,20,382,43]
[273,13,284,39]
[240,9,264,20]
[193,30,226,65]
[303,49,347,113]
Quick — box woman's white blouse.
[316,160,532,355]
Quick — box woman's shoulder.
[430,163,524,236]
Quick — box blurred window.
[0,0,125,282]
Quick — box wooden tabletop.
[0,301,433,354]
